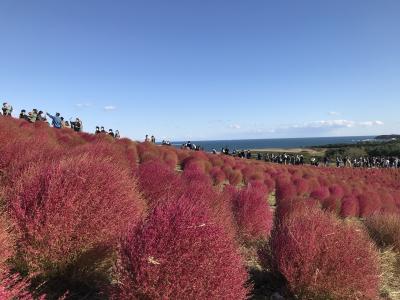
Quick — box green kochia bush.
[115,197,250,299]
[265,208,380,300]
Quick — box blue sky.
[1,0,399,141]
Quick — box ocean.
[171,136,375,152]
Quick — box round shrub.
[275,179,296,202]
[115,197,250,299]
[210,166,226,185]
[231,186,273,244]
[8,154,145,273]
[267,208,380,299]
[0,214,34,299]
[358,193,382,217]
[181,169,237,240]
[227,169,243,185]
[137,159,183,209]
[340,195,360,218]
[322,196,342,214]
[364,213,400,250]
[310,186,330,201]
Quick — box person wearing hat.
[95,126,101,134]
[114,130,120,139]
[70,117,82,132]
[108,129,115,138]
[36,111,47,122]
[28,109,37,123]
[19,109,28,120]
[75,118,83,132]
[2,102,13,116]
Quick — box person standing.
[19,109,28,120]
[2,102,13,116]
[46,112,62,128]
[70,118,82,132]
[28,109,38,123]
[36,111,47,122]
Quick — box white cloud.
[76,103,92,108]
[328,111,341,116]
[286,119,384,130]
[104,105,116,111]
[289,119,356,129]
[229,124,241,129]
[359,120,384,127]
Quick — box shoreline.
[249,147,327,155]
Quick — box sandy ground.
[250,147,327,155]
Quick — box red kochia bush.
[210,166,226,185]
[137,159,183,208]
[0,135,62,184]
[267,208,380,299]
[358,193,382,217]
[0,274,34,300]
[0,215,13,272]
[0,214,34,299]
[231,186,273,243]
[115,197,250,299]
[310,186,330,201]
[227,169,243,185]
[340,195,360,217]
[275,179,296,202]
[181,168,237,240]
[364,213,400,250]
[8,154,145,272]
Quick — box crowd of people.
[181,141,203,151]
[145,134,156,143]
[262,153,306,165]
[213,146,400,169]
[95,126,120,138]
[1,102,121,138]
[3,102,400,169]
[334,156,400,168]
[161,140,171,146]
